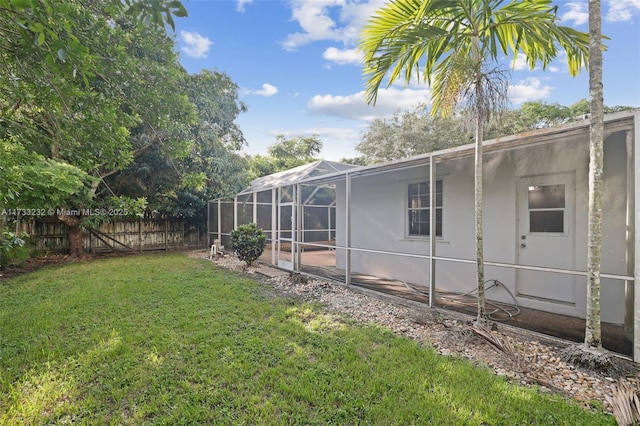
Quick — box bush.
[230,223,267,267]
[0,232,30,268]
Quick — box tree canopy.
[249,135,323,178]
[355,99,632,164]
[0,0,249,255]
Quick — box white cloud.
[549,66,560,73]
[180,31,212,59]
[510,53,529,71]
[606,0,640,22]
[323,47,362,65]
[281,0,386,50]
[281,0,344,50]
[560,2,589,26]
[508,78,553,104]
[307,87,431,121]
[274,126,360,142]
[236,0,253,12]
[249,83,278,97]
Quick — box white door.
[516,172,576,305]
[277,186,295,270]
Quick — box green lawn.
[0,253,614,425]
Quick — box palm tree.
[585,0,604,350]
[360,0,589,323]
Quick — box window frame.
[406,179,443,238]
[527,184,566,235]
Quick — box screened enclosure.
[208,111,640,361]
[208,160,357,269]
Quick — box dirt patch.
[1,254,75,280]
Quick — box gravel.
[195,250,639,415]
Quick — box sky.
[173,0,640,161]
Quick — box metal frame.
[208,110,640,361]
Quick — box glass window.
[407,180,442,237]
[528,184,565,233]
[528,185,565,209]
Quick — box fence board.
[19,218,205,254]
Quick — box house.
[209,110,640,362]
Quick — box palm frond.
[359,0,589,111]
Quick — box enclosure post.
[633,112,640,363]
[217,200,222,247]
[345,172,352,286]
[233,196,238,230]
[296,183,302,272]
[271,189,277,265]
[429,155,437,308]
[626,130,634,339]
[139,218,143,252]
[327,205,331,242]
[252,191,257,224]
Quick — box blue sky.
[173,0,640,161]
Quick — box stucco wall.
[335,129,630,324]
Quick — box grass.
[0,253,615,425]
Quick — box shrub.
[230,223,267,267]
[0,232,30,268]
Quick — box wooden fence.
[19,218,206,254]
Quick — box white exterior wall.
[336,129,630,324]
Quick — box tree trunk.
[58,215,85,258]
[585,0,603,348]
[473,36,487,323]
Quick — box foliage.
[230,223,267,266]
[0,0,245,255]
[360,0,589,111]
[339,156,368,166]
[0,254,615,424]
[357,106,470,163]
[0,232,30,268]
[355,100,632,164]
[249,135,323,178]
[104,70,250,223]
[0,139,92,209]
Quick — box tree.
[106,70,251,225]
[0,0,191,257]
[249,135,323,178]
[585,0,605,351]
[357,106,470,163]
[339,156,368,166]
[355,100,633,165]
[360,0,589,323]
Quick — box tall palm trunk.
[585,0,603,348]
[472,36,487,323]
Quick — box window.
[407,180,442,237]
[527,184,565,233]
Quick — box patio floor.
[260,247,632,357]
